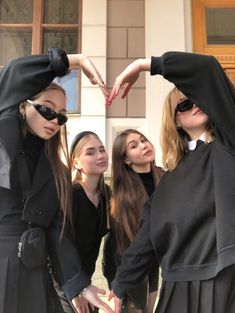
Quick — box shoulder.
[154,166,165,182]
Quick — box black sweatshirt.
[112,51,235,298]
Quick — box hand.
[72,295,94,313]
[106,58,151,107]
[108,290,122,313]
[67,54,109,99]
[77,285,114,313]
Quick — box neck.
[80,174,100,195]
[187,129,205,141]
[131,162,151,173]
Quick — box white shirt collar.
[188,133,206,151]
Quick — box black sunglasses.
[27,100,68,125]
[175,99,194,114]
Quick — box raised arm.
[0,48,108,114]
[107,51,235,145]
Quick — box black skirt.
[156,264,235,313]
[0,224,64,313]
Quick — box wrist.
[79,285,90,297]
[137,58,151,72]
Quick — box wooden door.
[192,0,235,85]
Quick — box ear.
[19,103,26,115]
[124,158,131,166]
[175,116,181,128]
[73,158,82,171]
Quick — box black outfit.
[57,183,109,313]
[0,48,88,313]
[104,168,162,309]
[112,52,235,313]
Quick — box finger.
[121,83,132,98]
[98,83,110,99]
[99,301,115,313]
[96,287,106,295]
[107,86,120,106]
[108,290,114,301]
[114,298,122,313]
[84,301,90,313]
[89,303,95,311]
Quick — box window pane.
[0,28,32,65]
[0,0,33,23]
[54,70,79,113]
[43,28,78,54]
[206,8,235,45]
[43,0,78,24]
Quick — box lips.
[96,161,107,167]
[143,150,153,157]
[192,108,204,115]
[44,126,55,134]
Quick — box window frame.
[0,0,82,112]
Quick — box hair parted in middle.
[70,130,110,217]
[110,128,161,253]
[20,82,72,233]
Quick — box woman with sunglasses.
[106,51,235,313]
[103,129,163,313]
[0,48,113,313]
[55,131,111,313]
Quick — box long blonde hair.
[70,131,110,227]
[161,87,214,171]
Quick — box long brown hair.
[161,87,214,171]
[20,83,72,230]
[111,129,161,253]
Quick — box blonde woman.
[56,131,111,313]
[107,52,235,313]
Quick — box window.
[0,0,82,112]
[192,0,235,85]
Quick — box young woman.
[56,131,111,313]
[0,48,112,313]
[104,129,163,313]
[106,51,235,313]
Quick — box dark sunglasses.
[27,100,68,125]
[175,99,194,114]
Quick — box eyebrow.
[85,145,105,152]
[43,99,67,113]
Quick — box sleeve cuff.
[62,271,91,301]
[150,56,163,76]
[48,48,69,77]
[111,279,126,299]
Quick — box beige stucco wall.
[68,0,193,170]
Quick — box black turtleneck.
[22,132,45,181]
[137,171,155,197]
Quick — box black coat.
[0,48,89,313]
[112,52,235,300]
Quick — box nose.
[141,142,147,149]
[50,117,59,125]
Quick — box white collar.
[188,133,206,151]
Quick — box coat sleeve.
[0,48,69,113]
[151,52,235,147]
[47,217,91,301]
[112,197,157,299]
